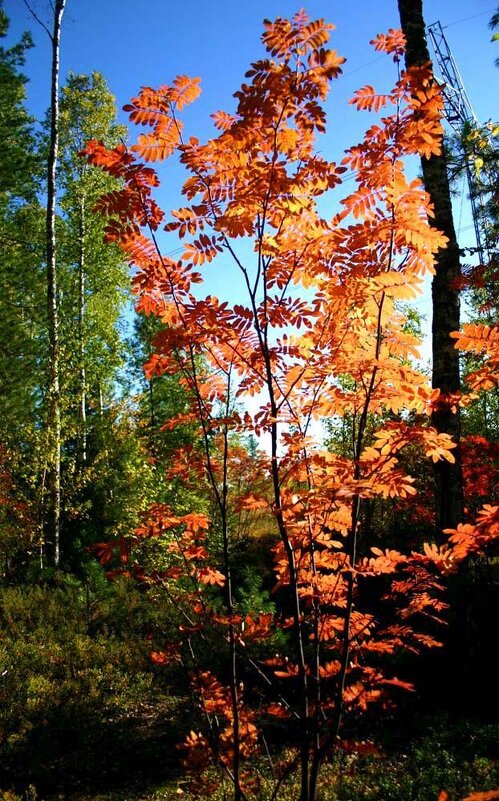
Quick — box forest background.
[0,1,498,800]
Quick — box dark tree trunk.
[397,0,464,533]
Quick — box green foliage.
[322,719,499,801]
[0,572,195,799]
[0,574,159,769]
[0,2,44,433]
[0,5,47,579]
[129,313,198,459]
[60,405,155,568]
[0,446,38,583]
[461,380,499,442]
[0,2,39,206]
[0,789,36,801]
[490,7,499,66]
[57,70,130,415]
[0,6,200,583]
[444,118,499,446]
[16,717,494,801]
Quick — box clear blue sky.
[3,0,498,355]
[5,0,497,141]
[5,0,497,223]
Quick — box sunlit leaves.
[262,13,333,61]
[452,324,499,391]
[84,16,477,795]
[211,110,236,131]
[350,85,393,113]
[134,125,180,163]
[182,234,223,264]
[444,504,499,564]
[370,28,406,61]
[121,78,201,163]
[451,323,499,355]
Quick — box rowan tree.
[86,14,499,801]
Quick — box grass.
[1,582,497,801]
[3,712,496,801]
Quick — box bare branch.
[22,0,52,39]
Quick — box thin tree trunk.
[397,0,464,532]
[98,381,104,416]
[45,0,66,566]
[220,372,241,801]
[78,193,87,466]
[149,379,155,427]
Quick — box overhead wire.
[340,8,495,80]
[443,8,496,29]
[158,8,494,251]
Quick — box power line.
[342,56,384,79]
[443,8,496,29]
[428,18,498,266]
[340,8,495,80]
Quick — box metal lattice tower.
[427,20,498,267]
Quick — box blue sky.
[3,0,498,360]
[5,1,497,143]
[5,0,497,240]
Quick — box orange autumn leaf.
[198,566,226,587]
[370,28,406,60]
[462,794,499,801]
